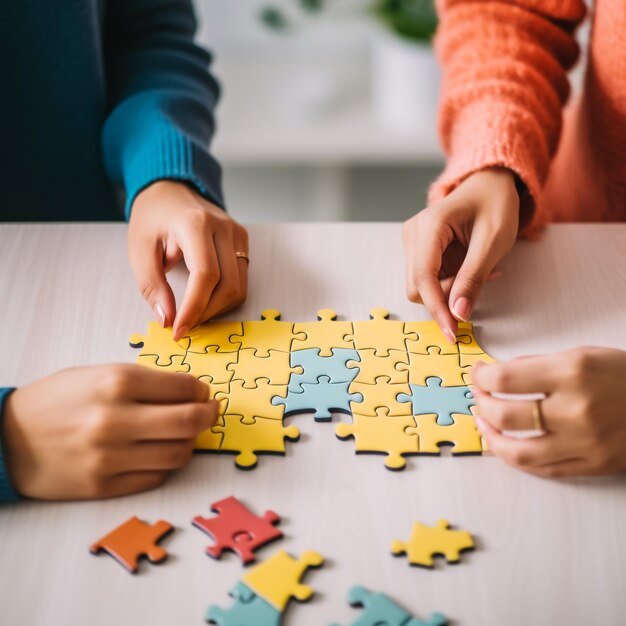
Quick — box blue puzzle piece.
[288,348,360,391]
[396,377,474,426]
[272,375,364,422]
[206,581,281,626]
[328,585,448,626]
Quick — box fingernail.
[175,325,189,341]
[443,328,456,345]
[154,302,166,327]
[475,416,486,432]
[452,297,472,322]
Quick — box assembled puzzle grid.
[130,308,494,470]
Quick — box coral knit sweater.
[429,0,626,234]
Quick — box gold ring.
[235,251,249,264]
[532,399,545,432]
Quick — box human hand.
[129,181,249,340]
[472,347,626,478]
[2,365,218,500]
[402,168,519,342]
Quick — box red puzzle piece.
[90,516,174,574]
[192,496,283,564]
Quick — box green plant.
[260,0,438,43]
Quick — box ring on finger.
[532,399,546,433]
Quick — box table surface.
[0,223,625,626]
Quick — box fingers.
[122,401,219,442]
[98,471,169,498]
[476,416,573,471]
[128,237,177,327]
[403,215,458,343]
[199,224,248,321]
[448,223,503,322]
[172,215,221,339]
[472,357,561,395]
[110,440,197,473]
[102,366,210,404]
[473,389,542,432]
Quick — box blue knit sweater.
[0,0,224,500]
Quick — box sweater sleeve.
[430,0,587,234]
[0,388,19,503]
[101,0,224,219]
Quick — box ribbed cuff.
[0,388,20,503]
[429,101,550,237]
[122,127,225,220]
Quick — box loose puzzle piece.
[186,320,243,353]
[329,585,448,626]
[129,322,190,366]
[349,376,412,417]
[90,516,173,574]
[391,519,475,568]
[335,410,419,471]
[346,308,418,357]
[242,549,324,612]
[210,415,300,470]
[228,349,302,388]
[289,348,360,388]
[347,349,409,385]
[230,309,306,357]
[396,378,474,426]
[407,411,483,455]
[206,581,281,626]
[273,376,363,422]
[215,379,287,424]
[183,347,236,384]
[404,320,461,355]
[396,347,466,387]
[192,496,282,564]
[292,309,355,355]
[136,354,190,374]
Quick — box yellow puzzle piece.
[227,348,303,388]
[229,309,306,357]
[347,308,418,357]
[407,412,483,455]
[348,376,412,416]
[347,349,409,385]
[182,347,236,384]
[210,415,300,469]
[214,379,287,424]
[404,320,463,355]
[186,320,243,353]
[129,323,189,365]
[292,309,355,356]
[391,519,475,568]
[135,354,190,374]
[335,411,419,471]
[397,347,466,387]
[242,549,324,611]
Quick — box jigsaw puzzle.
[130,309,494,470]
[192,496,282,564]
[207,550,324,626]
[329,586,448,626]
[90,516,174,574]
[391,519,475,568]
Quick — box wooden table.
[0,223,624,626]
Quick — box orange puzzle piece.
[90,516,174,574]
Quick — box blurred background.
[193,0,589,224]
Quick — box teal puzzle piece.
[206,581,281,626]
[288,348,360,390]
[396,377,474,426]
[328,585,448,626]
[273,375,364,422]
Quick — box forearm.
[0,388,19,503]
[102,0,224,219]
[430,0,586,233]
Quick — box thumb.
[448,226,502,322]
[129,240,177,327]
